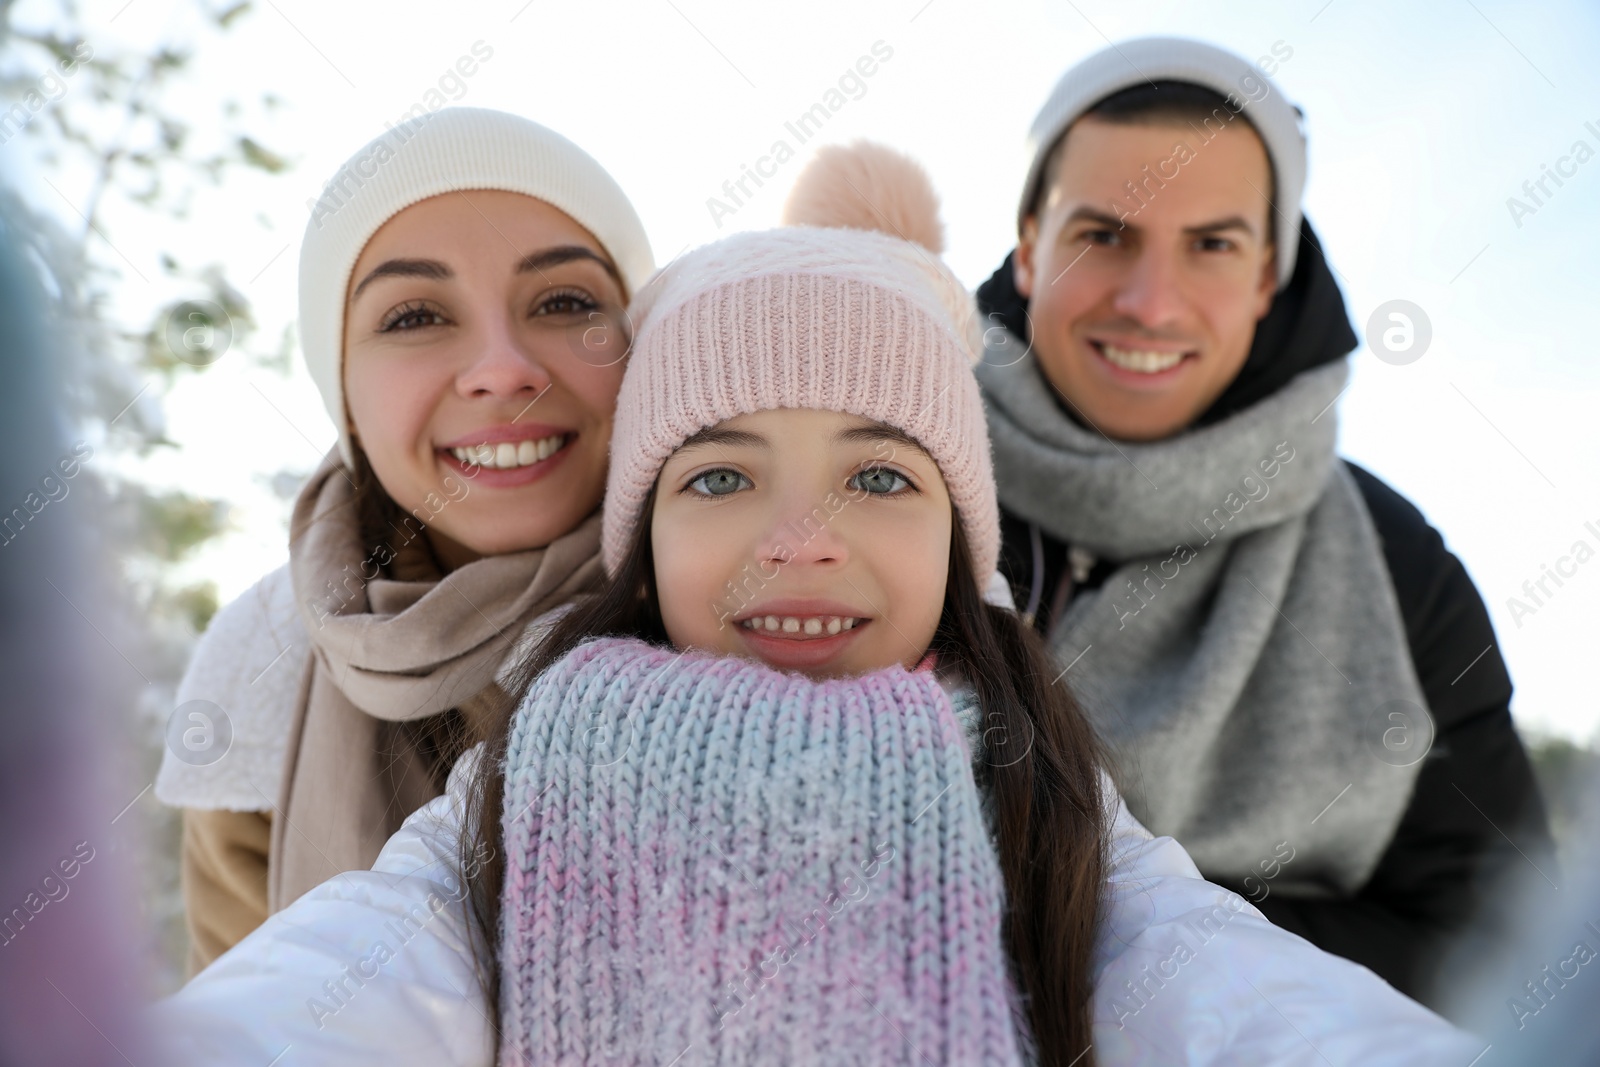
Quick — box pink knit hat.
[602,143,1000,584]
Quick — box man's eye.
[1083,228,1122,246]
[688,469,750,497]
[850,467,912,495]
[1196,236,1235,252]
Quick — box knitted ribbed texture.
[603,225,999,583]
[1018,37,1307,287]
[498,637,1027,1066]
[297,107,655,466]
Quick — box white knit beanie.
[297,107,655,467]
[1019,37,1307,288]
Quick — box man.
[974,36,1552,1009]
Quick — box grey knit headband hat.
[1018,36,1307,288]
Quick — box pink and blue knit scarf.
[498,636,1030,1065]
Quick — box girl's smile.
[729,597,872,671]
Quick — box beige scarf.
[268,452,605,911]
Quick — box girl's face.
[651,408,953,680]
[343,189,630,568]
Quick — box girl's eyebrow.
[833,423,931,458]
[676,426,768,452]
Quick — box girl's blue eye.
[688,469,750,497]
[850,467,912,495]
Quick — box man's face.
[1014,115,1279,442]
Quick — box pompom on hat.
[602,141,1001,585]
[297,107,655,467]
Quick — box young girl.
[157,146,1482,1067]
[153,106,654,972]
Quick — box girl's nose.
[755,494,850,569]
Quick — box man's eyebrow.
[832,423,931,458]
[1057,207,1262,242]
[351,258,450,299]
[676,426,769,452]
[1184,214,1259,239]
[517,245,624,289]
[1061,205,1132,233]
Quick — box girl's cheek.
[874,511,950,659]
[653,517,737,653]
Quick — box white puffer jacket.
[150,741,1484,1066]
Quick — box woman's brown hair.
[459,486,1108,1066]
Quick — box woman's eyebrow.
[517,245,624,289]
[351,257,450,299]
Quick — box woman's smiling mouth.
[437,424,576,485]
[448,432,568,469]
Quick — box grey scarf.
[976,348,1427,897]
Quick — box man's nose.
[1110,247,1185,330]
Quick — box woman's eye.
[850,467,912,495]
[687,469,750,497]
[534,291,599,317]
[379,302,447,332]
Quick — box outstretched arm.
[152,752,493,1067]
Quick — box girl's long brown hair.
[460,486,1108,1065]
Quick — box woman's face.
[343,189,630,568]
[651,408,953,681]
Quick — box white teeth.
[1099,343,1187,374]
[739,614,862,636]
[453,433,566,469]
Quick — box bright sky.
[9,0,1598,740]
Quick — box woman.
[153,107,655,973]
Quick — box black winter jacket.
[996,468,1554,1006]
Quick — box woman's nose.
[455,320,552,399]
